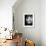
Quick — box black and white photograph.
[24,14,34,27]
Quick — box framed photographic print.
[23,13,34,27]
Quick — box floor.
[0,39,16,46]
[0,33,23,46]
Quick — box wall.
[0,0,46,46]
[0,0,16,30]
[41,0,46,46]
[13,0,41,46]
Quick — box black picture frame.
[23,13,34,27]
